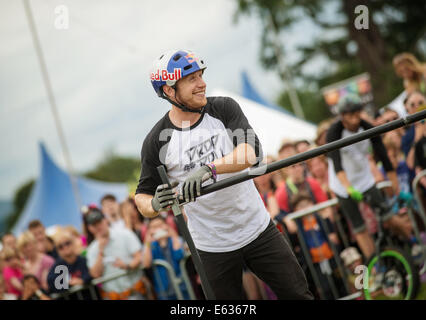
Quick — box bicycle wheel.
[364,247,420,300]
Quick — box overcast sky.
[0,0,326,200]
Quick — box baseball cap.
[335,93,363,114]
[85,208,105,225]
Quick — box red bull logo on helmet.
[150,68,182,82]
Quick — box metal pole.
[194,110,426,199]
[157,166,216,300]
[22,0,82,209]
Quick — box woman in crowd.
[17,231,54,292]
[402,91,426,170]
[121,197,147,243]
[393,53,426,95]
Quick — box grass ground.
[415,283,426,300]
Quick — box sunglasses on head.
[57,240,72,250]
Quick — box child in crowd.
[290,192,346,300]
[1,247,24,297]
[0,275,17,300]
[142,215,189,300]
[20,274,51,300]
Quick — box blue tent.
[241,71,292,115]
[12,143,129,235]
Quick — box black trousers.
[197,220,314,300]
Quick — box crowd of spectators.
[0,52,425,301]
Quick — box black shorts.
[337,185,393,234]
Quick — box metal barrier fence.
[50,254,196,300]
[49,171,426,300]
[284,177,426,300]
[412,169,426,275]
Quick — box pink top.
[80,235,87,247]
[36,254,55,288]
[2,266,23,296]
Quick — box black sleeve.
[325,120,344,173]
[414,137,426,169]
[360,120,394,172]
[209,97,263,164]
[135,123,170,196]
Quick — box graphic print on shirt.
[183,134,221,172]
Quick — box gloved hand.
[347,186,363,202]
[398,191,413,203]
[151,183,177,212]
[181,165,213,203]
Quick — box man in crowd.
[326,94,403,259]
[101,194,126,231]
[85,207,147,300]
[28,220,58,260]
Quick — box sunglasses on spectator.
[410,100,425,108]
[57,240,72,250]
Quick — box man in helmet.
[134,49,313,300]
[326,94,402,259]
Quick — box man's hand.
[347,186,363,202]
[69,277,84,286]
[181,165,213,202]
[151,183,177,212]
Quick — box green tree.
[6,179,35,231]
[234,0,426,120]
[84,151,140,183]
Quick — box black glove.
[181,165,213,203]
[151,183,177,212]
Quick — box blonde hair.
[51,228,74,246]
[17,231,36,252]
[393,53,426,89]
[0,247,19,260]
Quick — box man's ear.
[162,85,175,98]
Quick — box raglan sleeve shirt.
[135,122,168,196]
[218,97,263,164]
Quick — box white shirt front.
[328,127,376,197]
[87,228,142,293]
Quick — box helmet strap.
[161,87,204,114]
